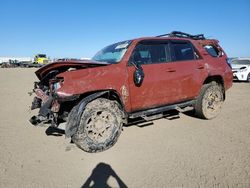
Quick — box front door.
[127,40,181,112]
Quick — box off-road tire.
[72,98,124,153]
[194,82,224,119]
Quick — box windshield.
[37,54,46,58]
[232,59,250,65]
[92,40,132,63]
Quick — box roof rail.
[156,31,206,40]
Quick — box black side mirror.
[133,64,144,87]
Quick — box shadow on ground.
[233,80,249,83]
[182,110,197,118]
[82,163,127,188]
[45,126,65,136]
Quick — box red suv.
[30,31,233,152]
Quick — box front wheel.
[72,98,125,153]
[247,73,250,82]
[194,82,224,119]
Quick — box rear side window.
[171,42,195,61]
[204,45,220,57]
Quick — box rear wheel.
[194,82,224,119]
[72,98,124,153]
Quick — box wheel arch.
[78,89,125,110]
[65,89,126,138]
[203,75,225,100]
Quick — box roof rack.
[156,31,206,40]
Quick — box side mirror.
[134,65,144,87]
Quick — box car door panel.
[127,63,181,111]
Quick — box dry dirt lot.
[0,68,250,188]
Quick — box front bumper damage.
[29,60,108,127]
[29,82,79,127]
[29,81,110,138]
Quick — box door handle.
[166,68,176,72]
[197,65,204,69]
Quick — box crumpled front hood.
[35,60,109,80]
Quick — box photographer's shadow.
[82,162,127,188]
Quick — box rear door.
[168,40,205,100]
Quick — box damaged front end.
[29,60,108,127]
[30,77,79,127]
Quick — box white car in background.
[231,58,250,82]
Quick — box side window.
[171,42,195,61]
[204,45,220,57]
[130,43,169,65]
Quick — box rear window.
[171,42,195,61]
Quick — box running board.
[129,100,194,119]
[142,114,163,121]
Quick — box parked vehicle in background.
[0,59,28,68]
[0,57,33,68]
[0,60,18,68]
[21,54,50,68]
[34,54,49,65]
[0,55,51,68]
[231,58,250,82]
[29,31,233,153]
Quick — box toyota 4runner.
[30,31,233,153]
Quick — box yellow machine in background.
[34,54,49,65]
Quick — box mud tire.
[72,98,124,153]
[194,82,224,119]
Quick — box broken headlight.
[53,82,61,90]
[50,77,64,92]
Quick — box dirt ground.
[0,68,250,188]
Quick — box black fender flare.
[65,91,108,138]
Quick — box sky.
[0,0,249,59]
